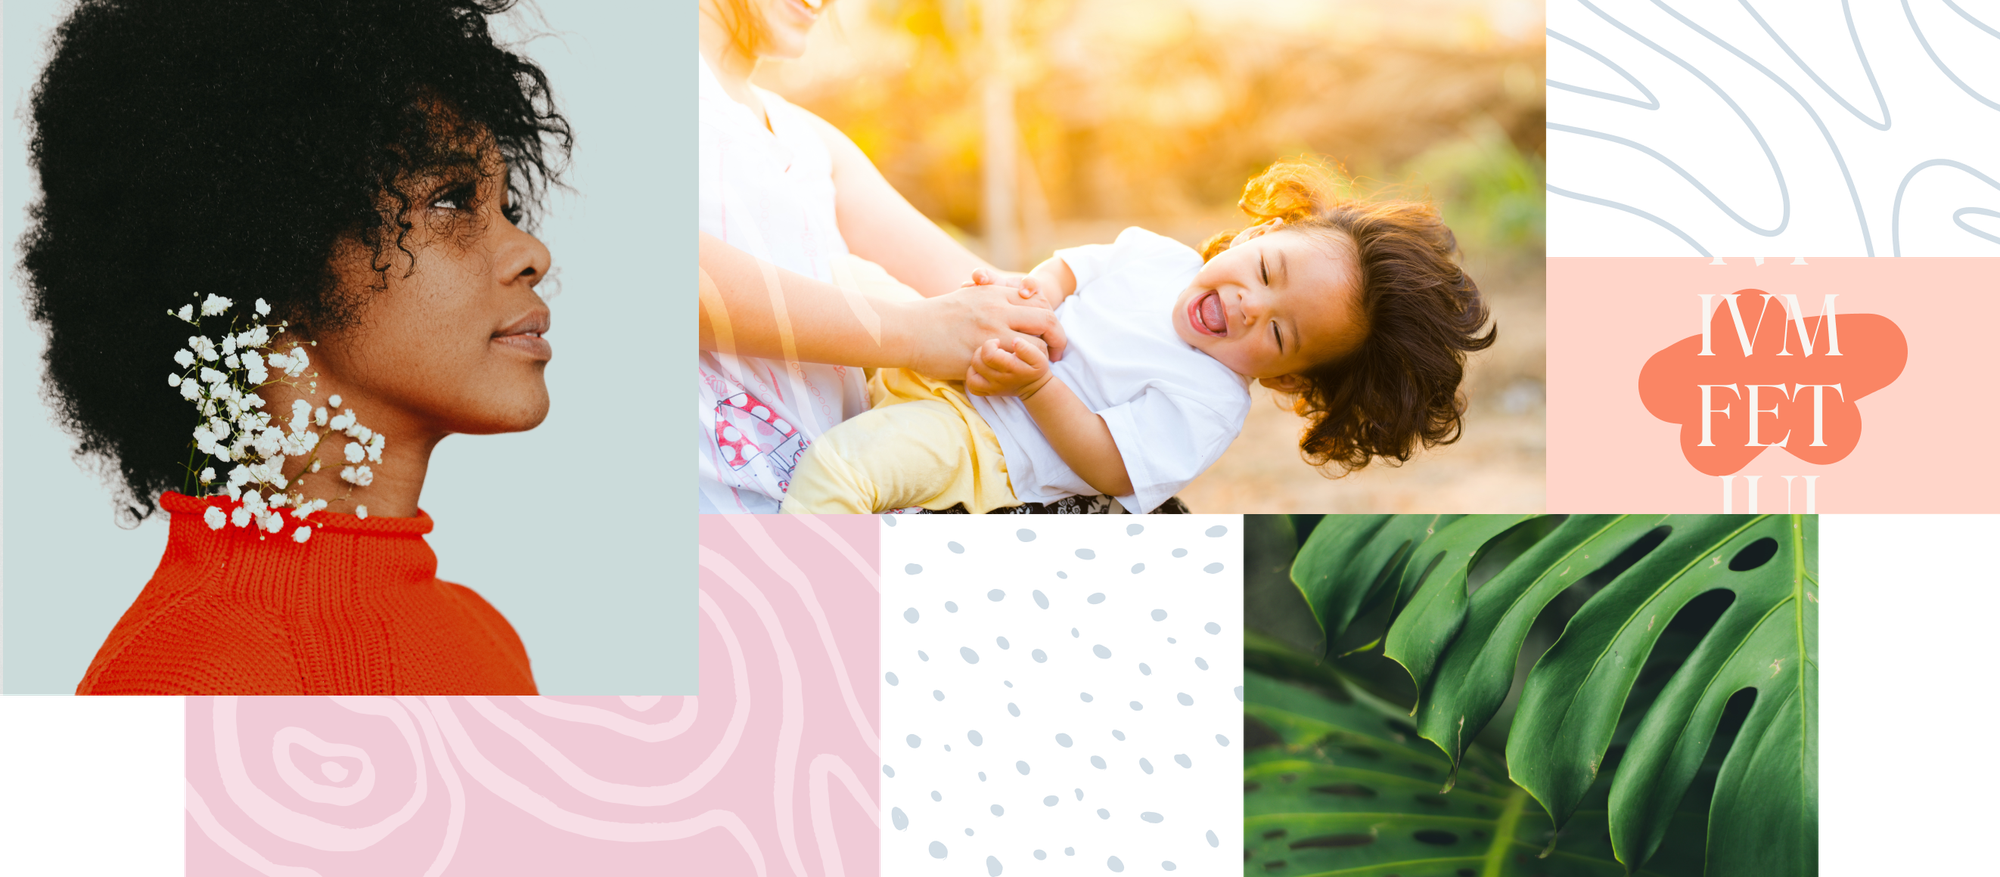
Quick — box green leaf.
[1288,515,1445,654]
[1244,671,1702,877]
[1600,515,1817,877]
[1415,516,1669,774]
[1382,516,1538,712]
[1279,515,1817,876]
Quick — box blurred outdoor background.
[756,0,1546,512]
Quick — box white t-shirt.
[696,56,869,513]
[969,228,1251,514]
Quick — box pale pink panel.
[184,515,879,875]
[1549,257,2000,512]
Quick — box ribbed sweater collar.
[157,491,440,598]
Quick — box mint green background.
[1,1,696,694]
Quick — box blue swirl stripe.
[1544,182,1704,253]
[1640,0,1872,253]
[1888,159,2000,253]
[1552,28,1664,110]
[1736,0,1888,132]
[1904,0,2000,114]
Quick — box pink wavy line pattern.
[184,515,879,875]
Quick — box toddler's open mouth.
[1188,290,1228,337]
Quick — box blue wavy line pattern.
[1549,0,2000,256]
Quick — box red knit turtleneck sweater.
[77,492,536,695]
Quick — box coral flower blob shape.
[1637,289,1907,475]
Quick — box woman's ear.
[1229,218,1285,248]
[1258,374,1308,394]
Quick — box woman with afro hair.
[22,0,572,694]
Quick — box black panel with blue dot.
[888,516,1240,872]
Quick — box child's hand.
[963,267,1060,311]
[965,337,1054,399]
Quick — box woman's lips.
[1188,290,1228,337]
[494,309,553,361]
[494,333,552,360]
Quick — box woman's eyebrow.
[1277,250,1290,287]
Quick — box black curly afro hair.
[21,0,572,523]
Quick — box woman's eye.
[432,187,475,211]
[1259,256,1269,285]
[1272,320,1282,352]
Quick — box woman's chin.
[451,387,551,436]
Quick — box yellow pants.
[779,254,1018,514]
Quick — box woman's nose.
[500,224,553,289]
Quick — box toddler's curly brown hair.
[1201,159,1495,473]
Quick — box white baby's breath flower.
[173,301,384,533]
[293,525,311,543]
[329,394,342,407]
[356,505,368,519]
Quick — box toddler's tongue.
[1198,292,1227,334]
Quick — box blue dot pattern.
[880,516,1244,873]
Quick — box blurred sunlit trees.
[759,0,1545,267]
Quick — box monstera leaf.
[1280,515,1817,876]
[1243,667,1711,877]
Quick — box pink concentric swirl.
[186,515,879,875]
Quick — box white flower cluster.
[169,294,384,543]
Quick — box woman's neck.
[697,8,770,126]
[256,381,442,519]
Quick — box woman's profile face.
[746,0,824,60]
[312,145,553,444]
